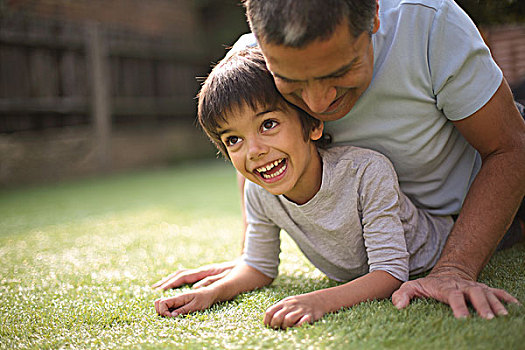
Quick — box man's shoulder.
[382,0,443,12]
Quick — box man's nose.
[247,138,269,160]
[301,81,337,113]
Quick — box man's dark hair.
[243,0,377,48]
[197,47,323,158]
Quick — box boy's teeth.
[261,163,287,179]
[257,158,283,173]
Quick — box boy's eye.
[225,136,241,147]
[261,119,278,131]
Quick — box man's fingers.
[447,290,470,319]
[392,281,419,309]
[392,274,520,319]
[486,291,508,316]
[466,287,494,319]
[491,288,521,305]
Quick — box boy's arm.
[264,270,401,329]
[155,263,272,317]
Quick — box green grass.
[0,159,524,350]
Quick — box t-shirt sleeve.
[358,154,410,282]
[241,181,281,279]
[429,0,502,120]
[224,33,258,59]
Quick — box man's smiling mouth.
[255,158,287,179]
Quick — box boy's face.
[218,103,323,205]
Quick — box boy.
[154,48,453,329]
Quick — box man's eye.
[262,120,278,131]
[225,136,241,146]
[279,78,295,84]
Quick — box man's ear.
[310,121,324,141]
[372,0,380,34]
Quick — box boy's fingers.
[157,294,193,317]
[157,271,205,290]
[264,303,283,326]
[282,310,303,329]
[268,308,287,329]
[296,314,313,327]
[153,261,238,290]
[157,299,171,317]
[151,270,187,289]
[193,270,231,289]
[154,298,160,314]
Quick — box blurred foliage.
[456,0,525,25]
[194,0,250,62]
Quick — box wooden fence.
[0,13,214,184]
[483,25,525,89]
[1,12,524,185]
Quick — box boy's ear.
[310,121,324,141]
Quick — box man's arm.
[393,79,525,318]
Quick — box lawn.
[0,160,524,350]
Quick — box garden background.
[1,1,525,349]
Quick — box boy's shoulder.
[244,178,278,203]
[321,145,395,172]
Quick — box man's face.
[260,17,379,122]
[217,103,323,204]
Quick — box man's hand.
[392,268,520,319]
[151,260,237,291]
[264,293,327,329]
[154,288,218,317]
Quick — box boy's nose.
[247,139,269,160]
[301,81,337,114]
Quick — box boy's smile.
[218,103,323,205]
[255,158,287,181]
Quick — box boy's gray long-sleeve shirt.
[242,146,454,282]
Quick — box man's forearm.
[433,148,525,280]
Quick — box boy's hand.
[264,293,327,329]
[154,288,218,317]
[151,260,237,290]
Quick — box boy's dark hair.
[243,0,377,48]
[197,47,324,158]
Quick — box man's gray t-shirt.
[242,146,454,282]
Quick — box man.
[154,0,525,319]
